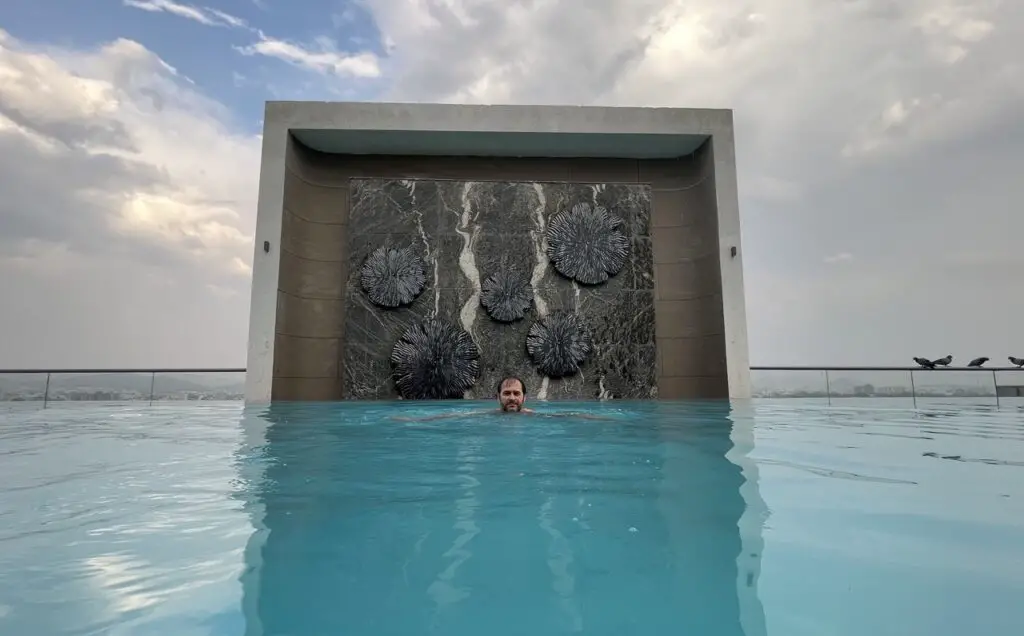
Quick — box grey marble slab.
[343,178,656,401]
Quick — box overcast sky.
[0,0,1022,368]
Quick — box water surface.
[0,399,1021,635]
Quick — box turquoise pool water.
[0,400,1022,635]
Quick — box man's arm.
[389,413,451,422]
[389,410,488,422]
[574,413,613,421]
[532,411,613,421]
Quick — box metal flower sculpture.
[360,245,427,308]
[391,318,480,399]
[480,265,533,322]
[545,202,630,285]
[526,311,592,378]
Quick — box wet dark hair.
[496,376,527,397]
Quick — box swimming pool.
[1,400,1021,635]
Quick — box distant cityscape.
[3,390,245,402]
[753,385,996,398]
[751,371,1022,398]
[1,370,1020,402]
[0,373,245,402]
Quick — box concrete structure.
[245,101,751,402]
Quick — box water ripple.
[1,399,1022,635]
[0,402,250,635]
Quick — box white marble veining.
[530,183,551,400]
[404,180,440,315]
[529,183,550,317]
[456,182,482,342]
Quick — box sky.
[0,0,1022,369]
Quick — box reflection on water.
[0,403,251,635]
[244,401,761,635]
[2,398,1023,634]
[750,400,1024,635]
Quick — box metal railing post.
[824,370,832,406]
[149,372,156,406]
[993,369,1000,408]
[909,370,917,409]
[43,372,50,408]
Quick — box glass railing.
[750,365,1024,407]
[2,366,1022,408]
[0,368,246,405]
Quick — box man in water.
[392,377,535,421]
[496,376,533,413]
[493,378,607,419]
[389,375,609,421]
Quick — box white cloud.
[361,0,1024,366]
[122,0,247,29]
[915,2,996,42]
[4,0,1024,369]
[0,30,259,366]
[235,32,381,77]
[207,8,250,29]
[124,0,382,84]
[747,176,803,202]
[115,192,252,258]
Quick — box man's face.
[498,379,525,411]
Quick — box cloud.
[5,0,1024,370]
[366,0,1014,169]
[824,253,853,264]
[122,0,248,29]
[235,32,381,78]
[0,30,259,366]
[0,33,258,274]
[122,0,382,81]
[360,0,1024,366]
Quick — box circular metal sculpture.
[360,245,426,308]
[480,266,533,322]
[526,312,592,378]
[545,202,630,285]
[391,318,480,399]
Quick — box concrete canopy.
[246,101,750,402]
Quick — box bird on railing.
[967,357,989,367]
[932,355,953,367]
[1010,356,1024,368]
[913,357,937,369]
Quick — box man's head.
[496,376,527,412]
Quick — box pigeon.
[967,357,989,367]
[1010,356,1024,368]
[932,355,953,367]
[913,357,936,369]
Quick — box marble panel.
[343,178,656,400]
